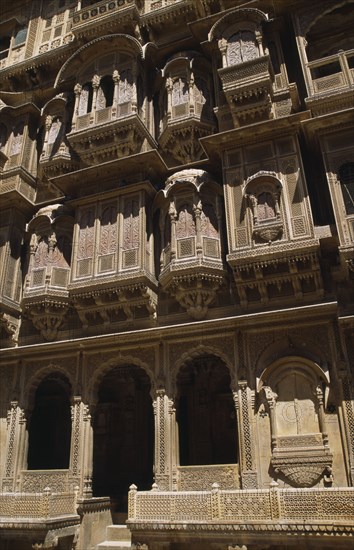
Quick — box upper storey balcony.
[55,35,157,167]
[209,8,299,130]
[71,0,139,39]
[154,169,226,320]
[295,3,354,116]
[157,52,217,166]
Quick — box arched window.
[257,192,276,221]
[100,75,114,108]
[27,373,72,470]
[78,83,93,115]
[339,162,354,215]
[227,30,259,65]
[177,356,238,466]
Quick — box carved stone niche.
[243,171,283,244]
[154,169,226,319]
[259,357,333,488]
[38,94,79,182]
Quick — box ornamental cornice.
[141,1,195,26]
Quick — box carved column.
[69,396,85,490]
[219,38,228,68]
[169,200,177,260]
[338,372,354,485]
[166,77,173,121]
[81,403,94,497]
[112,69,120,118]
[193,196,202,257]
[315,385,329,447]
[91,74,100,113]
[72,83,82,131]
[2,401,25,491]
[131,61,137,113]
[189,71,195,115]
[234,381,258,488]
[153,389,178,490]
[41,115,53,158]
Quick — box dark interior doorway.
[177,355,238,466]
[92,365,154,513]
[27,373,72,470]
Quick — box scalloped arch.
[55,34,144,88]
[88,354,156,403]
[209,8,268,42]
[24,364,73,410]
[170,344,235,395]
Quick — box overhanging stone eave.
[71,5,138,38]
[49,149,168,196]
[200,111,311,156]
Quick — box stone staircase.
[96,525,132,549]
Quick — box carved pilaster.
[69,396,85,489]
[235,381,258,488]
[2,402,25,491]
[82,402,93,497]
[153,389,177,490]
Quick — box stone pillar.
[72,83,82,131]
[69,396,85,490]
[169,200,177,260]
[2,401,25,491]
[262,386,278,449]
[112,69,120,118]
[189,71,195,115]
[166,77,173,121]
[91,74,100,113]
[81,403,93,497]
[234,381,258,489]
[193,196,203,257]
[41,115,53,158]
[153,389,178,490]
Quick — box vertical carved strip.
[341,376,354,485]
[237,382,258,488]
[70,397,82,484]
[3,402,20,490]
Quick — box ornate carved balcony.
[68,181,158,330]
[218,55,275,126]
[21,205,74,341]
[72,0,139,39]
[305,49,354,115]
[156,170,226,319]
[67,106,156,166]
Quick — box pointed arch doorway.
[92,365,154,515]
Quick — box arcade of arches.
[24,355,238,514]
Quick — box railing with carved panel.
[0,491,77,518]
[307,49,354,96]
[144,0,186,12]
[73,102,132,132]
[20,469,71,492]
[177,464,240,491]
[128,486,354,526]
[72,0,136,29]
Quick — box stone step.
[107,525,131,542]
[96,542,131,550]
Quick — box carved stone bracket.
[168,273,223,320]
[23,300,69,341]
[0,312,19,344]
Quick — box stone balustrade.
[307,48,354,96]
[0,490,77,519]
[128,485,354,526]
